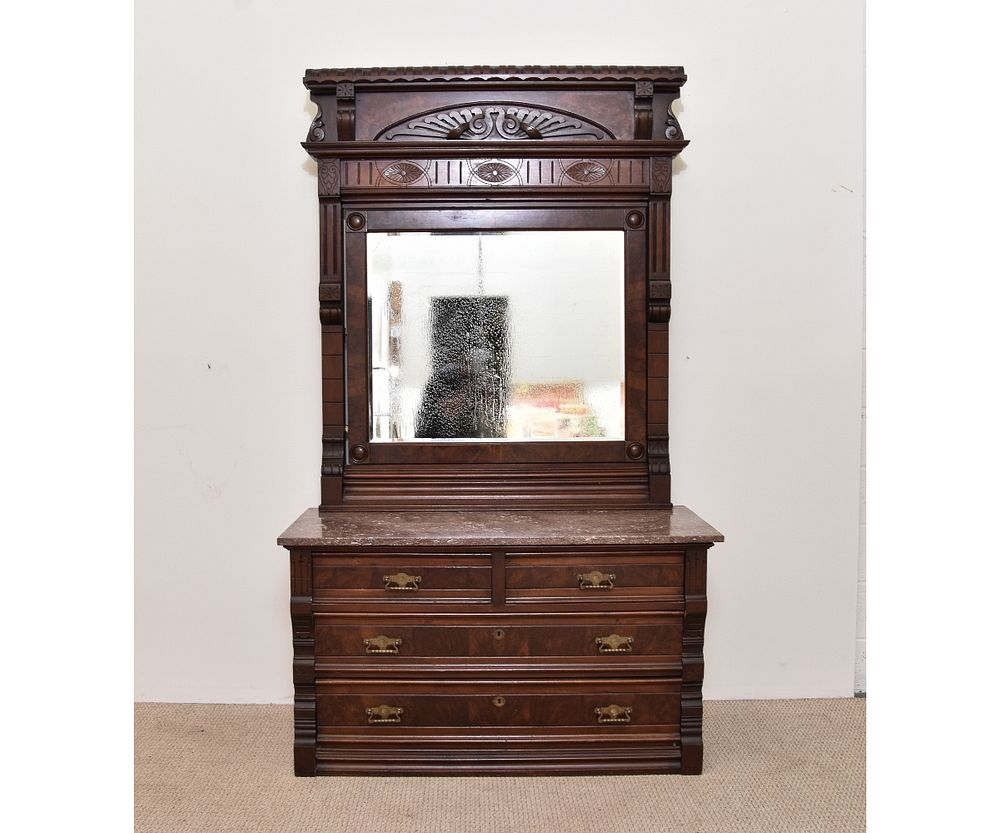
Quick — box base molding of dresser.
[314,735,682,776]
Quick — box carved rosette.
[379,161,426,185]
[472,161,518,184]
[563,160,610,184]
[340,158,651,190]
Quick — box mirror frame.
[302,67,687,508]
[346,208,644,464]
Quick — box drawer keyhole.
[493,696,506,707]
[494,629,505,640]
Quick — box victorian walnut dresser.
[277,66,724,776]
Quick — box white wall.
[135,0,864,701]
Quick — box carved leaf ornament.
[473,161,517,184]
[381,161,425,184]
[564,160,609,183]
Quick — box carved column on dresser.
[648,155,672,504]
[317,157,345,505]
[681,546,708,774]
[289,549,316,775]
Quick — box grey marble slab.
[278,506,724,548]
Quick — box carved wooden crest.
[376,102,615,141]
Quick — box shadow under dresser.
[278,507,723,776]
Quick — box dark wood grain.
[281,65,721,778]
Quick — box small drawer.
[316,679,680,733]
[505,551,684,605]
[314,613,682,667]
[312,553,491,604]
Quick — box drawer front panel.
[312,554,491,603]
[316,679,680,733]
[314,614,682,662]
[506,552,684,604]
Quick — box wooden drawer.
[312,553,491,604]
[316,679,680,734]
[314,613,682,672]
[506,552,684,605]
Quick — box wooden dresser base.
[279,507,722,776]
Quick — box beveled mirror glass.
[367,230,625,442]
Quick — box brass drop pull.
[383,572,421,591]
[578,570,615,590]
[595,704,632,724]
[366,705,403,724]
[364,635,402,655]
[595,634,634,654]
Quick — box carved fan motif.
[377,103,614,142]
[564,161,609,183]
[473,161,517,184]
[380,161,425,184]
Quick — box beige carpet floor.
[135,699,864,833]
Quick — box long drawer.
[316,678,680,735]
[314,613,682,675]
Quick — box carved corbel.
[664,92,684,140]
[335,82,356,141]
[318,283,342,326]
[634,81,654,139]
[308,104,325,142]
[321,435,345,477]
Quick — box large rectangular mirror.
[367,230,625,442]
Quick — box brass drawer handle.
[366,705,403,724]
[595,704,632,724]
[578,570,615,590]
[384,572,421,591]
[364,635,402,654]
[595,634,634,653]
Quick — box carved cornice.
[303,140,689,161]
[304,65,687,87]
[375,102,614,142]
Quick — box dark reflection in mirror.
[415,297,509,438]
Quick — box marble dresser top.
[278,506,724,549]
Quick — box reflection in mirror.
[367,231,625,442]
